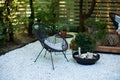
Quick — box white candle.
[78,47,81,56]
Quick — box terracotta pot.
[60,30,67,38]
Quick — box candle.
[78,47,81,56]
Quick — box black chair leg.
[50,52,54,70]
[62,52,69,62]
[34,47,44,62]
[44,50,47,57]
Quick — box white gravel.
[0,41,120,80]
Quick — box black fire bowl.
[72,51,100,65]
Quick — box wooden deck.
[95,46,120,53]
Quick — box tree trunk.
[28,0,34,36]
[5,0,14,41]
[9,24,14,41]
[79,17,85,32]
[79,0,96,32]
[28,16,34,36]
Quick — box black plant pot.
[72,51,100,65]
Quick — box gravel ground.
[0,41,120,80]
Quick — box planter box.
[95,46,120,53]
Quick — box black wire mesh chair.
[109,13,120,29]
[32,22,69,70]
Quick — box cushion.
[115,15,120,23]
[115,15,120,34]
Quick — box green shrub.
[70,32,96,52]
[69,26,78,32]
[0,24,5,47]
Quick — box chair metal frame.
[32,22,69,70]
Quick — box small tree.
[0,7,5,46]
[3,0,19,41]
[79,0,96,32]
[3,0,13,41]
[35,0,59,34]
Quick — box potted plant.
[70,32,100,65]
[70,32,96,52]
[72,51,100,65]
[56,20,69,38]
[60,26,68,37]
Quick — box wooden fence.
[1,0,120,28]
[59,0,120,28]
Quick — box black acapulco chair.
[109,13,120,30]
[32,22,69,70]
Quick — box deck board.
[95,46,120,53]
